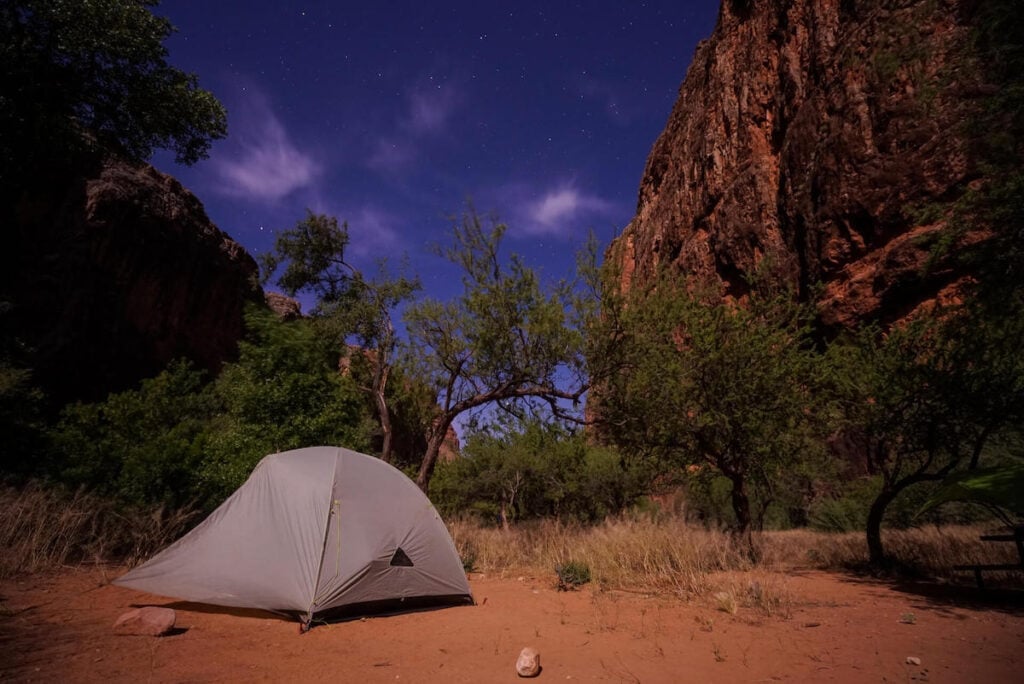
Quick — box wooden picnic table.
[954,525,1024,589]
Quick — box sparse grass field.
[2,485,1023,682]
[448,515,1024,599]
[0,484,198,579]
[2,483,1021,598]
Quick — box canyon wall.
[7,156,263,403]
[609,0,992,327]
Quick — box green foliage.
[918,462,1024,523]
[1,0,226,176]
[0,362,48,477]
[261,211,421,465]
[404,209,598,489]
[827,301,1024,564]
[49,307,376,510]
[199,307,373,502]
[0,301,50,477]
[930,0,1024,305]
[555,560,591,591]
[54,360,215,508]
[809,477,882,533]
[260,212,357,313]
[430,418,647,525]
[595,272,829,536]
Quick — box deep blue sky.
[152,1,720,305]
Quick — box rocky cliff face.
[609,0,992,328]
[7,156,262,403]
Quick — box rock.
[112,607,176,636]
[906,656,922,666]
[607,0,992,330]
[265,291,302,320]
[516,647,541,678]
[5,155,263,404]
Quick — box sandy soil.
[2,567,1022,683]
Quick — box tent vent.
[390,547,414,567]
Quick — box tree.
[200,307,373,503]
[594,273,828,545]
[1,0,226,182]
[830,304,1024,567]
[403,210,596,492]
[260,211,419,464]
[430,416,645,526]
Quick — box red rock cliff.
[609,0,992,327]
[7,156,262,403]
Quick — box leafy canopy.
[403,209,597,489]
[595,272,828,537]
[1,0,227,178]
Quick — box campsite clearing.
[2,567,1022,682]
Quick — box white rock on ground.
[516,646,541,677]
[112,607,176,636]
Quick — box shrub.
[53,360,215,508]
[430,418,648,524]
[555,560,591,590]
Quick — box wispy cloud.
[212,92,320,201]
[305,195,404,260]
[345,206,403,258]
[368,137,417,173]
[367,76,463,174]
[405,83,461,134]
[530,186,603,227]
[516,182,614,237]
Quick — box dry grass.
[450,516,1024,597]
[449,515,750,596]
[759,524,1023,578]
[3,480,1018,597]
[0,483,198,579]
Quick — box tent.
[115,446,473,627]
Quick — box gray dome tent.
[115,446,473,627]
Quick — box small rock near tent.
[115,446,473,627]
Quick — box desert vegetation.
[2,0,1023,604]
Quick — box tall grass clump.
[449,514,750,595]
[451,515,1024,593]
[0,483,197,579]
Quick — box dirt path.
[2,567,1022,682]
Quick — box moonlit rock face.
[516,647,541,677]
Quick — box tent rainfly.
[115,446,473,627]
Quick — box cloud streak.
[212,93,319,201]
[530,187,604,227]
[368,77,463,174]
[405,84,460,134]
[512,182,613,237]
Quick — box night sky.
[151,1,721,304]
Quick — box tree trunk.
[415,416,451,492]
[727,472,756,556]
[729,474,752,536]
[499,500,511,531]
[372,326,394,464]
[866,487,898,569]
[374,375,393,464]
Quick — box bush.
[555,560,591,590]
[50,307,378,511]
[54,360,216,508]
[197,308,373,503]
[430,418,649,525]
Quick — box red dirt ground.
[2,567,1022,683]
